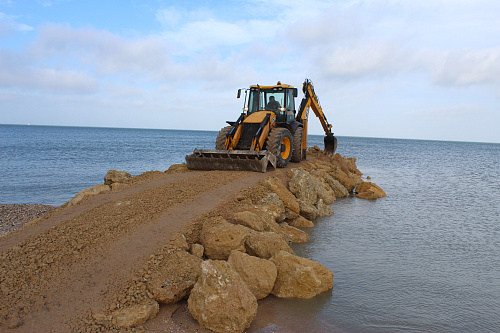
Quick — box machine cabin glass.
[247,87,295,123]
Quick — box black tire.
[291,127,303,162]
[215,126,232,149]
[267,127,293,167]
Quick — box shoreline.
[0,149,385,332]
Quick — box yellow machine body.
[185,79,336,172]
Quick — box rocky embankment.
[0,148,386,332]
[87,149,385,332]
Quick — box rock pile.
[89,150,385,332]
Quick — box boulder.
[270,251,333,299]
[237,205,284,235]
[355,181,387,199]
[333,154,362,176]
[234,211,266,232]
[227,250,277,300]
[61,184,110,208]
[280,224,309,243]
[288,168,318,205]
[188,260,257,333]
[284,207,300,220]
[287,216,314,228]
[261,177,300,214]
[146,250,202,304]
[258,193,286,221]
[104,170,131,185]
[111,300,159,328]
[329,166,362,193]
[190,243,204,258]
[200,216,249,260]
[289,168,336,205]
[316,199,333,217]
[327,178,349,198]
[311,169,349,198]
[245,230,293,259]
[297,199,319,220]
[110,182,129,191]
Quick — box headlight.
[243,107,249,112]
[280,107,286,112]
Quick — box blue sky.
[1,0,500,143]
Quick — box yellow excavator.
[185,79,337,172]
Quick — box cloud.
[430,48,500,86]
[0,48,97,93]
[0,12,34,37]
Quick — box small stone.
[190,243,204,258]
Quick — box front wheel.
[215,126,232,149]
[267,128,293,167]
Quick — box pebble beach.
[0,204,57,237]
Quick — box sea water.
[1,124,499,332]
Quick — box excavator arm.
[296,79,337,153]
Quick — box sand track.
[0,169,277,331]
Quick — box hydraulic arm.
[296,79,337,153]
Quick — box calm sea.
[1,124,499,332]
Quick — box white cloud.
[0,12,34,36]
[431,48,500,86]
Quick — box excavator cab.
[186,79,336,172]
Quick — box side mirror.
[293,88,298,98]
[237,89,242,98]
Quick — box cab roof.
[249,82,295,89]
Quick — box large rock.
[355,181,387,199]
[297,199,319,220]
[104,170,131,185]
[316,198,333,217]
[188,260,257,333]
[111,301,159,328]
[280,224,309,243]
[261,177,300,214]
[311,169,349,198]
[61,184,110,208]
[327,178,349,198]
[245,230,293,259]
[146,250,202,304]
[288,168,318,205]
[258,192,286,222]
[228,250,277,300]
[234,211,266,232]
[270,251,333,299]
[329,165,362,193]
[200,216,249,260]
[287,216,314,228]
[289,168,336,205]
[237,204,284,235]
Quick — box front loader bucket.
[185,149,277,173]
[324,135,337,154]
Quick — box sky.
[1,0,500,143]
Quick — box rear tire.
[291,127,303,162]
[267,128,293,167]
[215,126,232,149]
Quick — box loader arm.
[296,79,337,153]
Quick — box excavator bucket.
[185,149,277,173]
[324,135,337,154]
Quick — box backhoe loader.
[185,79,337,173]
